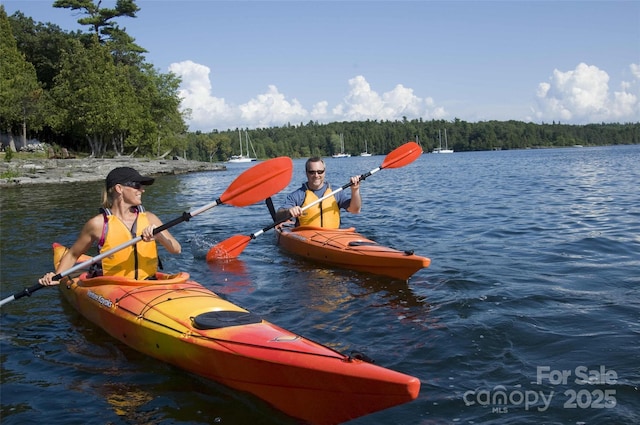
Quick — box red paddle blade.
[220,157,293,207]
[206,234,252,261]
[381,141,423,169]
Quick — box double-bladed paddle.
[206,141,423,261]
[0,157,293,307]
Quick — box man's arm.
[275,207,293,222]
[276,188,304,222]
[346,176,361,214]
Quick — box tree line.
[2,3,638,163]
[199,119,639,161]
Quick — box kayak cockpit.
[192,310,263,330]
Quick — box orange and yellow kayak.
[53,243,419,424]
[276,225,430,280]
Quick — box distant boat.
[332,133,351,158]
[416,135,425,153]
[360,139,372,156]
[332,153,351,158]
[229,129,257,163]
[433,129,454,154]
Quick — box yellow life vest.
[299,186,341,228]
[99,207,158,280]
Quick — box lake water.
[1,145,639,424]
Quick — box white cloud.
[168,61,449,131]
[168,60,233,131]
[239,85,307,128]
[169,60,639,131]
[310,100,329,118]
[337,76,385,120]
[534,62,640,123]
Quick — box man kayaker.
[275,157,361,228]
[39,167,181,285]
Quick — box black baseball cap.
[105,167,155,189]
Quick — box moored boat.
[52,243,419,424]
[360,139,372,156]
[432,129,454,154]
[275,225,430,280]
[229,129,257,162]
[332,133,351,158]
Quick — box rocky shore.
[0,157,226,188]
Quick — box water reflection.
[98,384,153,419]
[206,259,255,295]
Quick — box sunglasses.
[121,181,143,189]
[306,169,325,175]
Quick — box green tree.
[110,62,145,155]
[50,37,133,156]
[0,6,45,150]
[53,0,140,42]
[136,65,188,157]
[9,11,78,90]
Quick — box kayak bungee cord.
[87,278,368,363]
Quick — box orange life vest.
[99,206,158,280]
[299,186,341,228]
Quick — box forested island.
[2,3,638,163]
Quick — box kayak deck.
[53,243,419,424]
[276,225,430,280]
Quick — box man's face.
[306,161,325,190]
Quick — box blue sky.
[4,1,639,132]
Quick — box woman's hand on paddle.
[39,272,60,286]
[142,225,156,242]
[143,221,182,254]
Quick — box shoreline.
[0,157,226,188]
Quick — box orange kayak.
[276,225,431,280]
[53,243,419,424]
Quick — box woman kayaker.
[38,167,181,285]
[275,157,361,228]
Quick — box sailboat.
[416,135,425,153]
[228,129,257,163]
[360,139,372,156]
[332,133,351,158]
[433,129,454,154]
